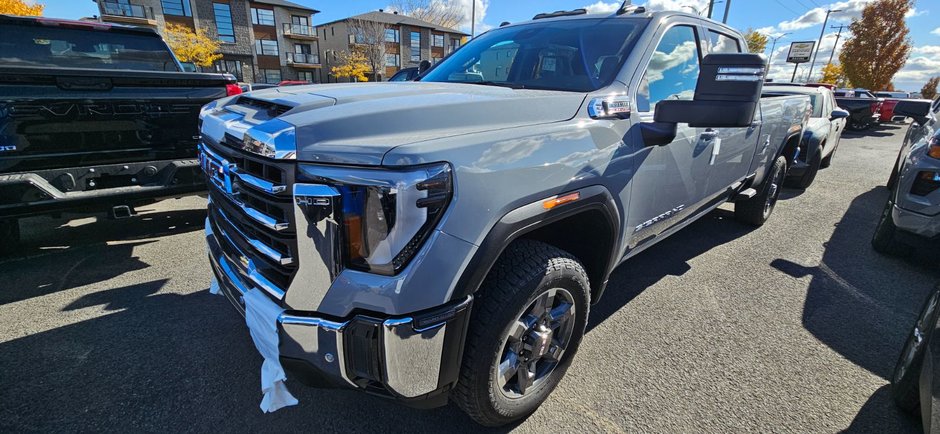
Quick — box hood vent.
[237,97,293,117]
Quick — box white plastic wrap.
[243,288,298,412]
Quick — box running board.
[732,188,757,201]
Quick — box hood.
[231,82,586,165]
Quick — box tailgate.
[0,69,230,173]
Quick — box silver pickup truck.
[198,7,809,426]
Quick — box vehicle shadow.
[0,279,505,433]
[0,202,206,306]
[588,208,754,332]
[772,187,938,381]
[840,385,919,434]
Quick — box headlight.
[928,135,940,159]
[298,163,453,275]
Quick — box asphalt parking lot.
[1,124,937,433]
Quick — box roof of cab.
[494,9,742,37]
[0,14,159,35]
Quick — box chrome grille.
[200,136,297,300]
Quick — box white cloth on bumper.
[243,288,298,413]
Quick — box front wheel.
[735,155,787,227]
[871,198,909,257]
[453,240,590,427]
[787,149,822,190]
[892,288,940,414]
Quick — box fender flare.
[449,185,622,304]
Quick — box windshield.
[389,69,414,81]
[0,23,179,71]
[420,18,648,92]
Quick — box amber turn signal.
[543,192,580,209]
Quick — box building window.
[250,8,275,26]
[213,3,235,43]
[432,57,442,64]
[262,69,281,83]
[161,0,191,16]
[214,59,243,80]
[432,34,444,47]
[255,39,279,56]
[298,71,314,82]
[385,53,400,67]
[385,28,400,43]
[449,38,461,53]
[292,15,309,26]
[410,31,421,63]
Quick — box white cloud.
[389,0,489,34]
[932,27,940,36]
[642,0,710,15]
[912,45,940,56]
[582,1,620,14]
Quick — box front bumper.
[206,220,472,405]
[893,204,940,240]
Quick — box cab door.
[701,28,762,194]
[626,23,714,250]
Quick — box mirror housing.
[653,53,766,129]
[830,108,849,120]
[893,99,933,125]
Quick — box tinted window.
[708,30,740,53]
[213,3,235,43]
[161,0,191,17]
[421,19,647,92]
[0,23,178,71]
[636,25,701,112]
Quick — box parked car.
[763,85,849,188]
[891,285,940,433]
[388,67,419,81]
[835,89,883,131]
[197,9,810,426]
[873,98,940,255]
[0,15,240,254]
[239,82,278,92]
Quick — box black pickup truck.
[0,15,238,252]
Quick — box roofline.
[318,12,469,36]
[252,0,320,14]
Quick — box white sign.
[786,41,815,64]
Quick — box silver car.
[763,85,849,188]
[873,97,940,254]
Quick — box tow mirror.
[894,99,933,125]
[830,108,849,121]
[642,54,765,146]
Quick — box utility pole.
[766,32,791,76]
[471,0,475,38]
[722,0,731,23]
[827,24,847,65]
[707,0,715,19]
[807,8,841,82]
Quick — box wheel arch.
[450,185,622,305]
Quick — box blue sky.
[41,0,940,91]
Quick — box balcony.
[286,52,320,68]
[283,23,318,40]
[98,1,156,26]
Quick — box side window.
[636,25,701,113]
[708,30,741,54]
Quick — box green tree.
[839,0,913,90]
[743,28,768,54]
[922,77,940,100]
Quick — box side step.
[732,188,757,202]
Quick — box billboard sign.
[786,41,815,64]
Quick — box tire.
[892,288,940,414]
[887,148,904,191]
[871,198,909,256]
[735,155,786,227]
[848,120,871,131]
[820,141,836,169]
[453,240,590,427]
[787,149,822,189]
[0,218,20,256]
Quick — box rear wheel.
[735,155,786,227]
[871,198,909,256]
[821,141,837,169]
[848,120,871,131]
[453,240,590,427]
[892,288,940,414]
[0,218,20,256]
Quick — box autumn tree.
[348,19,387,80]
[743,28,768,54]
[923,77,940,100]
[838,0,912,91]
[389,0,463,29]
[331,50,371,82]
[0,0,43,16]
[819,63,851,87]
[163,24,222,67]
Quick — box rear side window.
[708,30,740,53]
[636,25,701,112]
[0,22,179,71]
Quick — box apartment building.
[94,0,322,83]
[318,10,468,82]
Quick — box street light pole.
[471,0,475,38]
[766,32,791,76]
[722,0,731,23]
[807,8,841,82]
[707,0,714,19]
